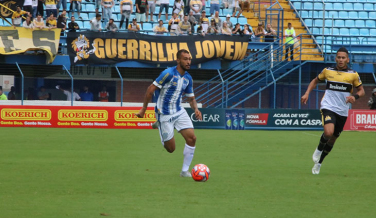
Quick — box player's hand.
[301,94,309,104]
[135,108,146,118]
[346,96,356,104]
[195,109,202,121]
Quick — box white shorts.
[156,109,194,145]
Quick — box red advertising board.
[0,105,156,129]
[344,110,376,131]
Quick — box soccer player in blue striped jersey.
[136,49,202,177]
[301,47,365,174]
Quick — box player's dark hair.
[177,49,190,59]
[337,47,349,55]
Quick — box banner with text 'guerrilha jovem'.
[67,32,249,65]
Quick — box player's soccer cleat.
[312,163,321,175]
[180,171,192,177]
[312,148,323,163]
[152,121,159,129]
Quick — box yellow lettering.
[157,43,167,61]
[94,39,105,58]
[233,42,248,60]
[202,40,215,58]
[224,41,234,60]
[105,38,117,58]
[118,39,127,59]
[195,41,202,59]
[139,40,151,60]
[213,40,226,57]
[151,42,158,61]
[166,43,178,62]
[127,39,138,59]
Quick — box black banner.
[0,0,24,18]
[67,32,249,65]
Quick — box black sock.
[317,134,329,151]
[319,143,333,164]
[119,20,124,28]
[125,19,129,29]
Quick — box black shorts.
[321,109,347,138]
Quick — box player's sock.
[182,144,195,172]
[319,143,333,164]
[317,134,329,151]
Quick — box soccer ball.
[191,164,210,182]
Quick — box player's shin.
[318,133,329,151]
[319,143,333,164]
[182,144,195,172]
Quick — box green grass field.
[1,128,375,218]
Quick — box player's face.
[336,52,349,69]
[178,53,191,71]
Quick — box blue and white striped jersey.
[153,66,194,115]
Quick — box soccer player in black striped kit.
[301,47,365,174]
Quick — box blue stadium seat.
[348,11,358,19]
[238,17,247,25]
[84,21,91,29]
[334,20,345,27]
[301,11,309,18]
[345,20,355,28]
[304,19,312,27]
[80,13,89,20]
[303,2,313,10]
[86,4,95,12]
[113,5,120,12]
[360,28,369,36]
[230,17,237,25]
[293,2,301,9]
[324,20,333,27]
[349,28,359,36]
[309,11,318,18]
[340,28,349,35]
[89,13,96,19]
[3,19,11,26]
[359,12,368,19]
[333,3,343,10]
[317,11,328,18]
[370,29,376,36]
[355,20,365,27]
[366,20,375,27]
[338,11,348,19]
[354,3,364,10]
[314,19,323,27]
[205,8,210,15]
[325,3,333,10]
[332,28,340,36]
[365,3,374,10]
[369,12,376,18]
[343,3,353,10]
[143,23,153,31]
[368,0,376,2]
[76,21,84,29]
[222,9,231,16]
[313,2,323,10]
[328,11,338,19]
[311,28,319,35]
[169,0,174,5]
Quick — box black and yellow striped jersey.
[120,0,132,11]
[317,67,362,117]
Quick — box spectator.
[146,0,156,22]
[23,16,34,28]
[98,86,109,102]
[38,86,49,100]
[135,0,148,29]
[368,88,376,109]
[106,18,118,32]
[23,0,33,13]
[68,16,80,32]
[45,0,57,18]
[0,88,7,100]
[224,14,233,29]
[71,0,83,20]
[57,85,81,101]
[211,10,222,30]
[90,14,102,32]
[158,0,169,21]
[120,0,133,29]
[56,0,67,15]
[80,86,94,101]
[128,18,141,31]
[221,21,231,35]
[190,0,203,21]
[207,18,218,34]
[46,13,57,30]
[7,86,16,100]
[231,0,242,18]
[95,0,101,14]
[196,25,204,36]
[188,10,197,33]
[210,0,220,16]
[57,9,67,33]
[254,22,266,42]
[173,0,184,20]
[33,14,45,29]
[232,22,243,35]
[265,23,276,42]
[31,0,38,18]
[243,24,252,36]
[200,10,209,33]
[183,0,190,16]
[284,22,295,61]
[12,6,29,27]
[154,19,167,34]
[177,14,192,35]
[168,12,180,34]
[102,0,114,26]
[37,0,44,17]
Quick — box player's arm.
[301,77,320,104]
[187,96,202,120]
[346,85,365,104]
[136,84,159,118]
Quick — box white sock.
[182,144,195,172]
